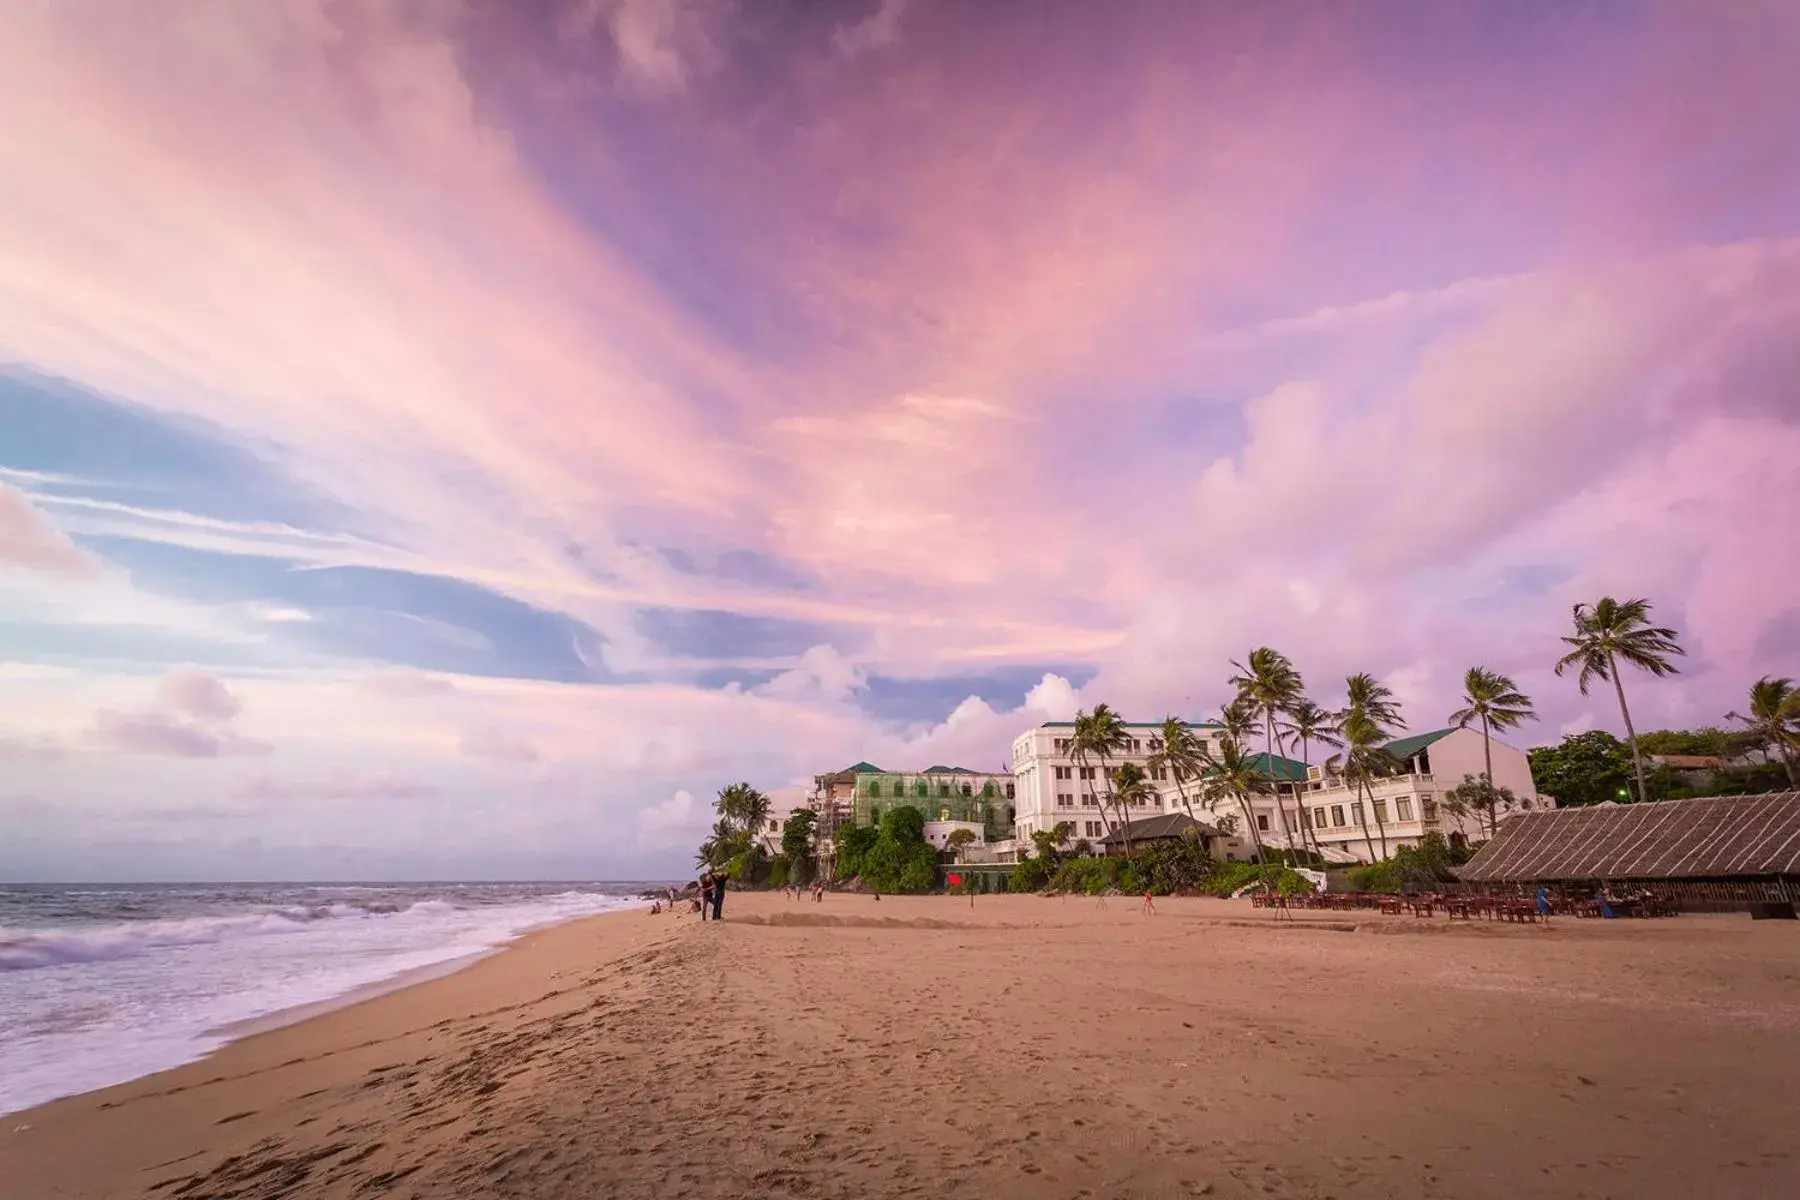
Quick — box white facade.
[1252,726,1551,864]
[1002,721,1257,863]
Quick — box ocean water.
[0,882,652,1116]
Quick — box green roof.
[921,765,980,775]
[1382,728,1455,762]
[842,761,885,774]
[1039,720,1226,730]
[1245,752,1309,781]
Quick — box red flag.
[948,873,962,886]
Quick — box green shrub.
[859,805,938,893]
[1008,855,1053,893]
[1200,860,1313,897]
[1133,841,1214,894]
[768,856,791,888]
[835,824,879,881]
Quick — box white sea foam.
[0,887,641,1115]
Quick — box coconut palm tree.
[1277,697,1341,859]
[1070,704,1131,848]
[1229,648,1305,853]
[1204,736,1273,863]
[716,781,773,850]
[1554,597,1685,803]
[1337,674,1407,860]
[1327,711,1397,861]
[1148,716,1214,839]
[1726,676,1800,787]
[1448,667,1539,793]
[1343,672,1406,731]
[1219,695,1259,744]
[1110,761,1156,843]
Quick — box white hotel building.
[1000,721,1264,862]
[995,721,1550,866]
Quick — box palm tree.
[1110,761,1156,840]
[1229,648,1305,854]
[716,781,774,850]
[1337,674,1407,860]
[1343,672,1406,731]
[1327,712,1397,861]
[1069,704,1131,848]
[1726,676,1800,787]
[1448,667,1539,794]
[1204,736,1273,863]
[1148,716,1214,839]
[1219,695,1259,744]
[1554,597,1685,803]
[1278,698,1341,859]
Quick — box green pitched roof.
[921,765,980,775]
[1246,752,1309,781]
[842,761,885,774]
[1382,728,1455,762]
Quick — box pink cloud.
[0,0,1797,880]
[81,709,270,759]
[0,484,98,578]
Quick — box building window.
[1330,805,1345,827]
[1148,737,1163,751]
[1256,814,1270,832]
[1150,766,1168,780]
[1056,792,1073,808]
[1421,797,1438,821]
[1082,793,1096,807]
[1054,766,1072,780]
[1313,807,1327,829]
[1006,783,1015,799]
[961,784,972,797]
[1373,799,1389,823]
[1078,767,1096,780]
[1396,798,1414,821]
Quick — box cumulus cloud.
[81,709,271,759]
[637,787,705,845]
[158,667,243,723]
[0,484,99,577]
[833,0,907,58]
[79,670,269,758]
[758,644,866,704]
[564,0,729,97]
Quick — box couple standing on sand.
[699,870,727,921]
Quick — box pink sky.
[0,0,1796,878]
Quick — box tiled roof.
[1097,812,1225,845]
[1457,792,1800,882]
[921,765,981,775]
[1382,728,1456,761]
[842,761,885,774]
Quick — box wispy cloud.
[1,1,1796,877]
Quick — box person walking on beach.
[1141,891,1157,915]
[709,869,727,921]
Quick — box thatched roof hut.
[1457,793,1800,909]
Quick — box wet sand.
[4,893,1799,1199]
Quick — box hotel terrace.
[802,721,1552,869]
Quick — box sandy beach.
[5,894,1799,1200]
